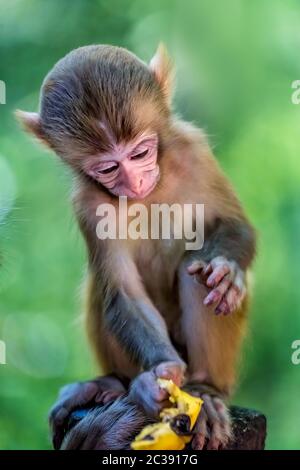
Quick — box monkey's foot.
[187,256,246,315]
[128,361,186,418]
[61,398,147,450]
[49,375,126,449]
[184,384,232,450]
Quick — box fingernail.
[204,294,214,305]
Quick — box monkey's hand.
[187,256,246,315]
[183,383,232,450]
[128,362,186,418]
[49,375,126,449]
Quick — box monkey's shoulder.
[167,121,221,178]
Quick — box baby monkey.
[17,44,256,450]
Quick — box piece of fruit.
[131,379,203,450]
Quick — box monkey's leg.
[49,374,126,449]
[179,263,248,450]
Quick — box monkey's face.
[83,132,160,199]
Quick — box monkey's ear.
[149,43,174,104]
[15,110,50,148]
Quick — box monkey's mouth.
[142,173,161,198]
[138,180,158,199]
[126,176,159,200]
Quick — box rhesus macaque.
[17,44,256,450]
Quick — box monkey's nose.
[132,178,143,193]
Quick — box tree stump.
[66,405,267,450]
[225,406,267,450]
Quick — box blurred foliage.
[1,0,300,450]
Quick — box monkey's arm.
[105,290,184,370]
[185,148,256,317]
[200,217,256,270]
[88,266,186,417]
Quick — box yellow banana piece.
[131,379,203,450]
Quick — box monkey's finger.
[50,404,75,449]
[207,399,231,450]
[192,408,209,450]
[151,384,170,403]
[52,418,67,450]
[137,370,169,401]
[129,370,170,418]
[215,298,230,315]
[192,433,206,450]
[201,394,231,450]
[224,287,239,313]
[193,263,213,285]
[206,263,230,288]
[51,381,99,422]
[95,389,124,404]
[187,260,206,275]
[203,275,231,308]
[136,391,169,417]
[155,361,185,386]
[212,397,232,437]
[206,434,222,450]
[196,263,213,284]
[51,403,83,449]
[204,263,213,275]
[232,270,246,299]
[201,393,220,423]
[207,427,230,450]
[49,381,100,449]
[224,278,246,314]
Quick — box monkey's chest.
[134,238,184,324]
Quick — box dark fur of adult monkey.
[17,44,256,450]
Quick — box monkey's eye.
[96,164,118,175]
[130,149,149,160]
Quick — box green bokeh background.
[1,0,300,450]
